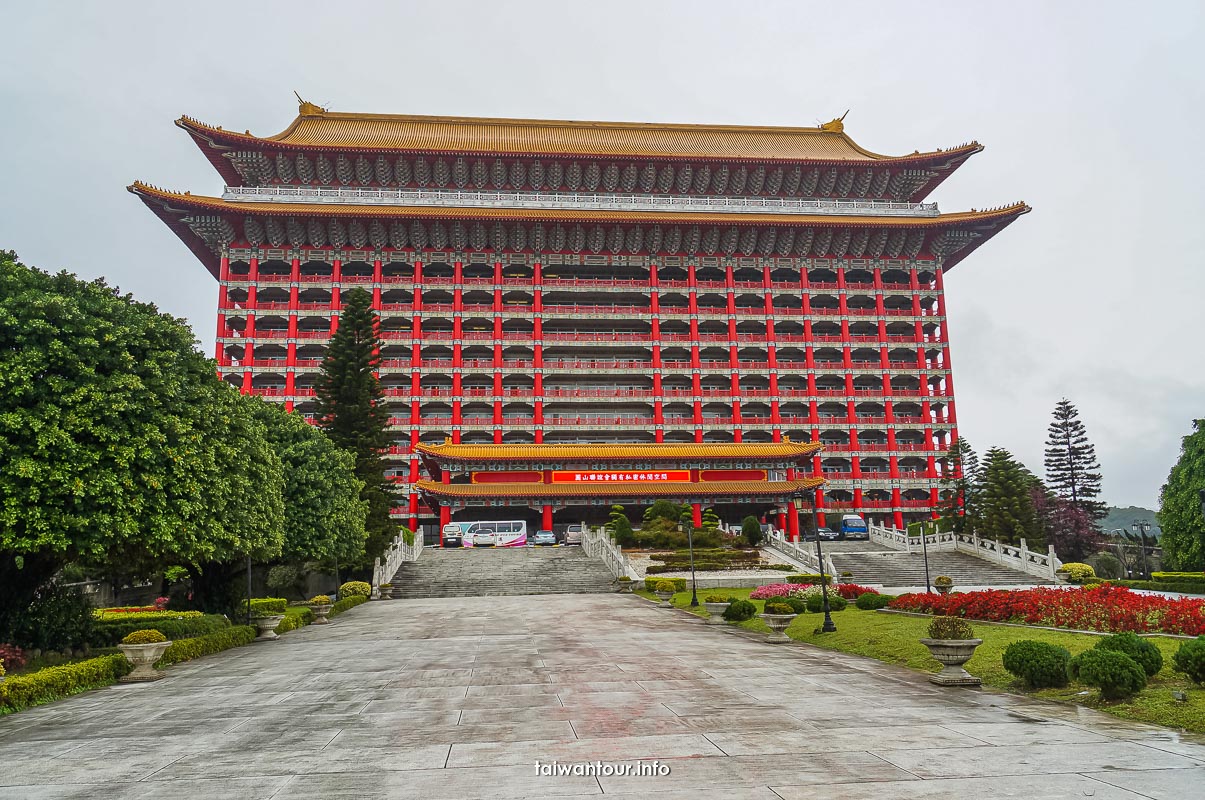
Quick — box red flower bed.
[97,605,158,614]
[833,583,880,600]
[888,585,1205,636]
[0,643,27,672]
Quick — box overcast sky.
[2,1,1202,509]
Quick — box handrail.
[223,185,942,218]
[581,525,635,579]
[372,528,424,596]
[867,523,1062,580]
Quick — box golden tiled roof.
[415,441,822,462]
[415,477,824,499]
[177,106,980,163]
[127,183,1029,229]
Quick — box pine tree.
[978,447,1041,544]
[938,436,980,532]
[315,288,398,565]
[1044,398,1106,521]
[1157,420,1205,570]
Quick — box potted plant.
[309,595,333,624]
[933,575,954,595]
[376,583,393,600]
[759,601,798,643]
[920,616,982,686]
[117,629,172,682]
[652,579,676,607]
[702,594,731,625]
[616,576,633,593]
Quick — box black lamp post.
[245,553,253,626]
[1130,521,1151,580]
[920,520,933,593]
[806,498,837,633]
[680,516,699,607]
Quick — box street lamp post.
[919,520,933,593]
[806,498,837,633]
[680,517,699,607]
[1131,521,1152,580]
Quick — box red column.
[542,504,553,532]
[892,487,904,530]
[329,259,342,335]
[787,502,800,542]
[691,503,703,528]
[532,261,544,444]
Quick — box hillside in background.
[1102,506,1161,538]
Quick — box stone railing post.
[1048,544,1059,578]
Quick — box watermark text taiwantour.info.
[535,760,671,777]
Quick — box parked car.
[840,514,869,540]
[440,524,463,548]
[531,530,557,546]
[817,527,842,541]
[564,524,584,545]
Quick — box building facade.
[131,102,1027,535]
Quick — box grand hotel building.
[132,102,1026,536]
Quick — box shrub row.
[90,614,230,647]
[1003,632,1176,699]
[1151,572,1205,584]
[156,626,257,667]
[94,609,203,621]
[1113,579,1205,596]
[786,574,832,585]
[276,607,315,634]
[330,594,369,617]
[249,598,288,615]
[646,561,774,574]
[0,654,130,713]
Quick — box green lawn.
[635,587,1205,733]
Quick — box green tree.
[251,401,368,566]
[1044,398,1106,521]
[643,500,685,524]
[741,515,764,547]
[606,505,635,547]
[1157,420,1205,570]
[0,252,285,631]
[938,436,980,533]
[700,507,721,531]
[977,447,1041,545]
[314,287,398,565]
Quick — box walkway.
[1,595,1203,799]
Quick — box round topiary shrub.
[339,581,371,598]
[1001,640,1071,688]
[763,601,794,615]
[855,592,892,610]
[926,616,974,640]
[805,593,847,613]
[781,596,809,614]
[121,629,168,645]
[1069,648,1147,700]
[1172,636,1205,684]
[1094,632,1163,677]
[309,595,332,605]
[723,599,758,622]
[1059,563,1096,584]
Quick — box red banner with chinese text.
[550,470,691,484]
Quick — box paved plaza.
[2,594,1204,799]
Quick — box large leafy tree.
[251,401,368,566]
[1157,420,1205,570]
[315,287,397,564]
[1044,398,1106,521]
[977,447,1041,545]
[0,252,284,631]
[1030,486,1102,561]
[938,436,980,532]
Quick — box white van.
[450,520,528,548]
[563,524,584,545]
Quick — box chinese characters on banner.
[550,470,691,483]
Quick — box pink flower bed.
[889,584,1205,636]
[750,583,879,601]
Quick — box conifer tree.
[1044,398,1106,521]
[1157,420,1205,570]
[938,436,980,532]
[977,447,1041,545]
[315,288,398,565]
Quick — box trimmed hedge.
[1151,572,1205,584]
[1114,579,1205,596]
[787,574,832,585]
[1069,648,1147,700]
[644,577,687,592]
[90,614,230,647]
[156,626,256,667]
[94,609,204,622]
[0,654,129,713]
[249,598,288,615]
[855,592,893,610]
[1095,632,1163,677]
[276,607,315,634]
[330,594,369,617]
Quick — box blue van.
[839,514,869,540]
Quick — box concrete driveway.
[1,594,1203,799]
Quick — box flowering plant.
[833,583,879,600]
[121,629,168,645]
[309,595,332,605]
[889,585,1205,637]
[750,583,801,600]
[153,596,170,610]
[0,643,27,673]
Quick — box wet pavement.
[1,594,1203,799]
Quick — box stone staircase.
[386,546,617,598]
[829,549,1053,589]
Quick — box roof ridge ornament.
[819,111,850,133]
[294,91,326,117]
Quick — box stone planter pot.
[759,613,797,643]
[654,590,674,607]
[251,614,286,641]
[702,602,729,625]
[934,583,953,595]
[310,604,332,624]
[920,638,983,686]
[376,586,393,600]
[617,581,634,593]
[118,641,172,682]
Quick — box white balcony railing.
[372,528,424,596]
[223,186,941,218]
[867,524,1062,580]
